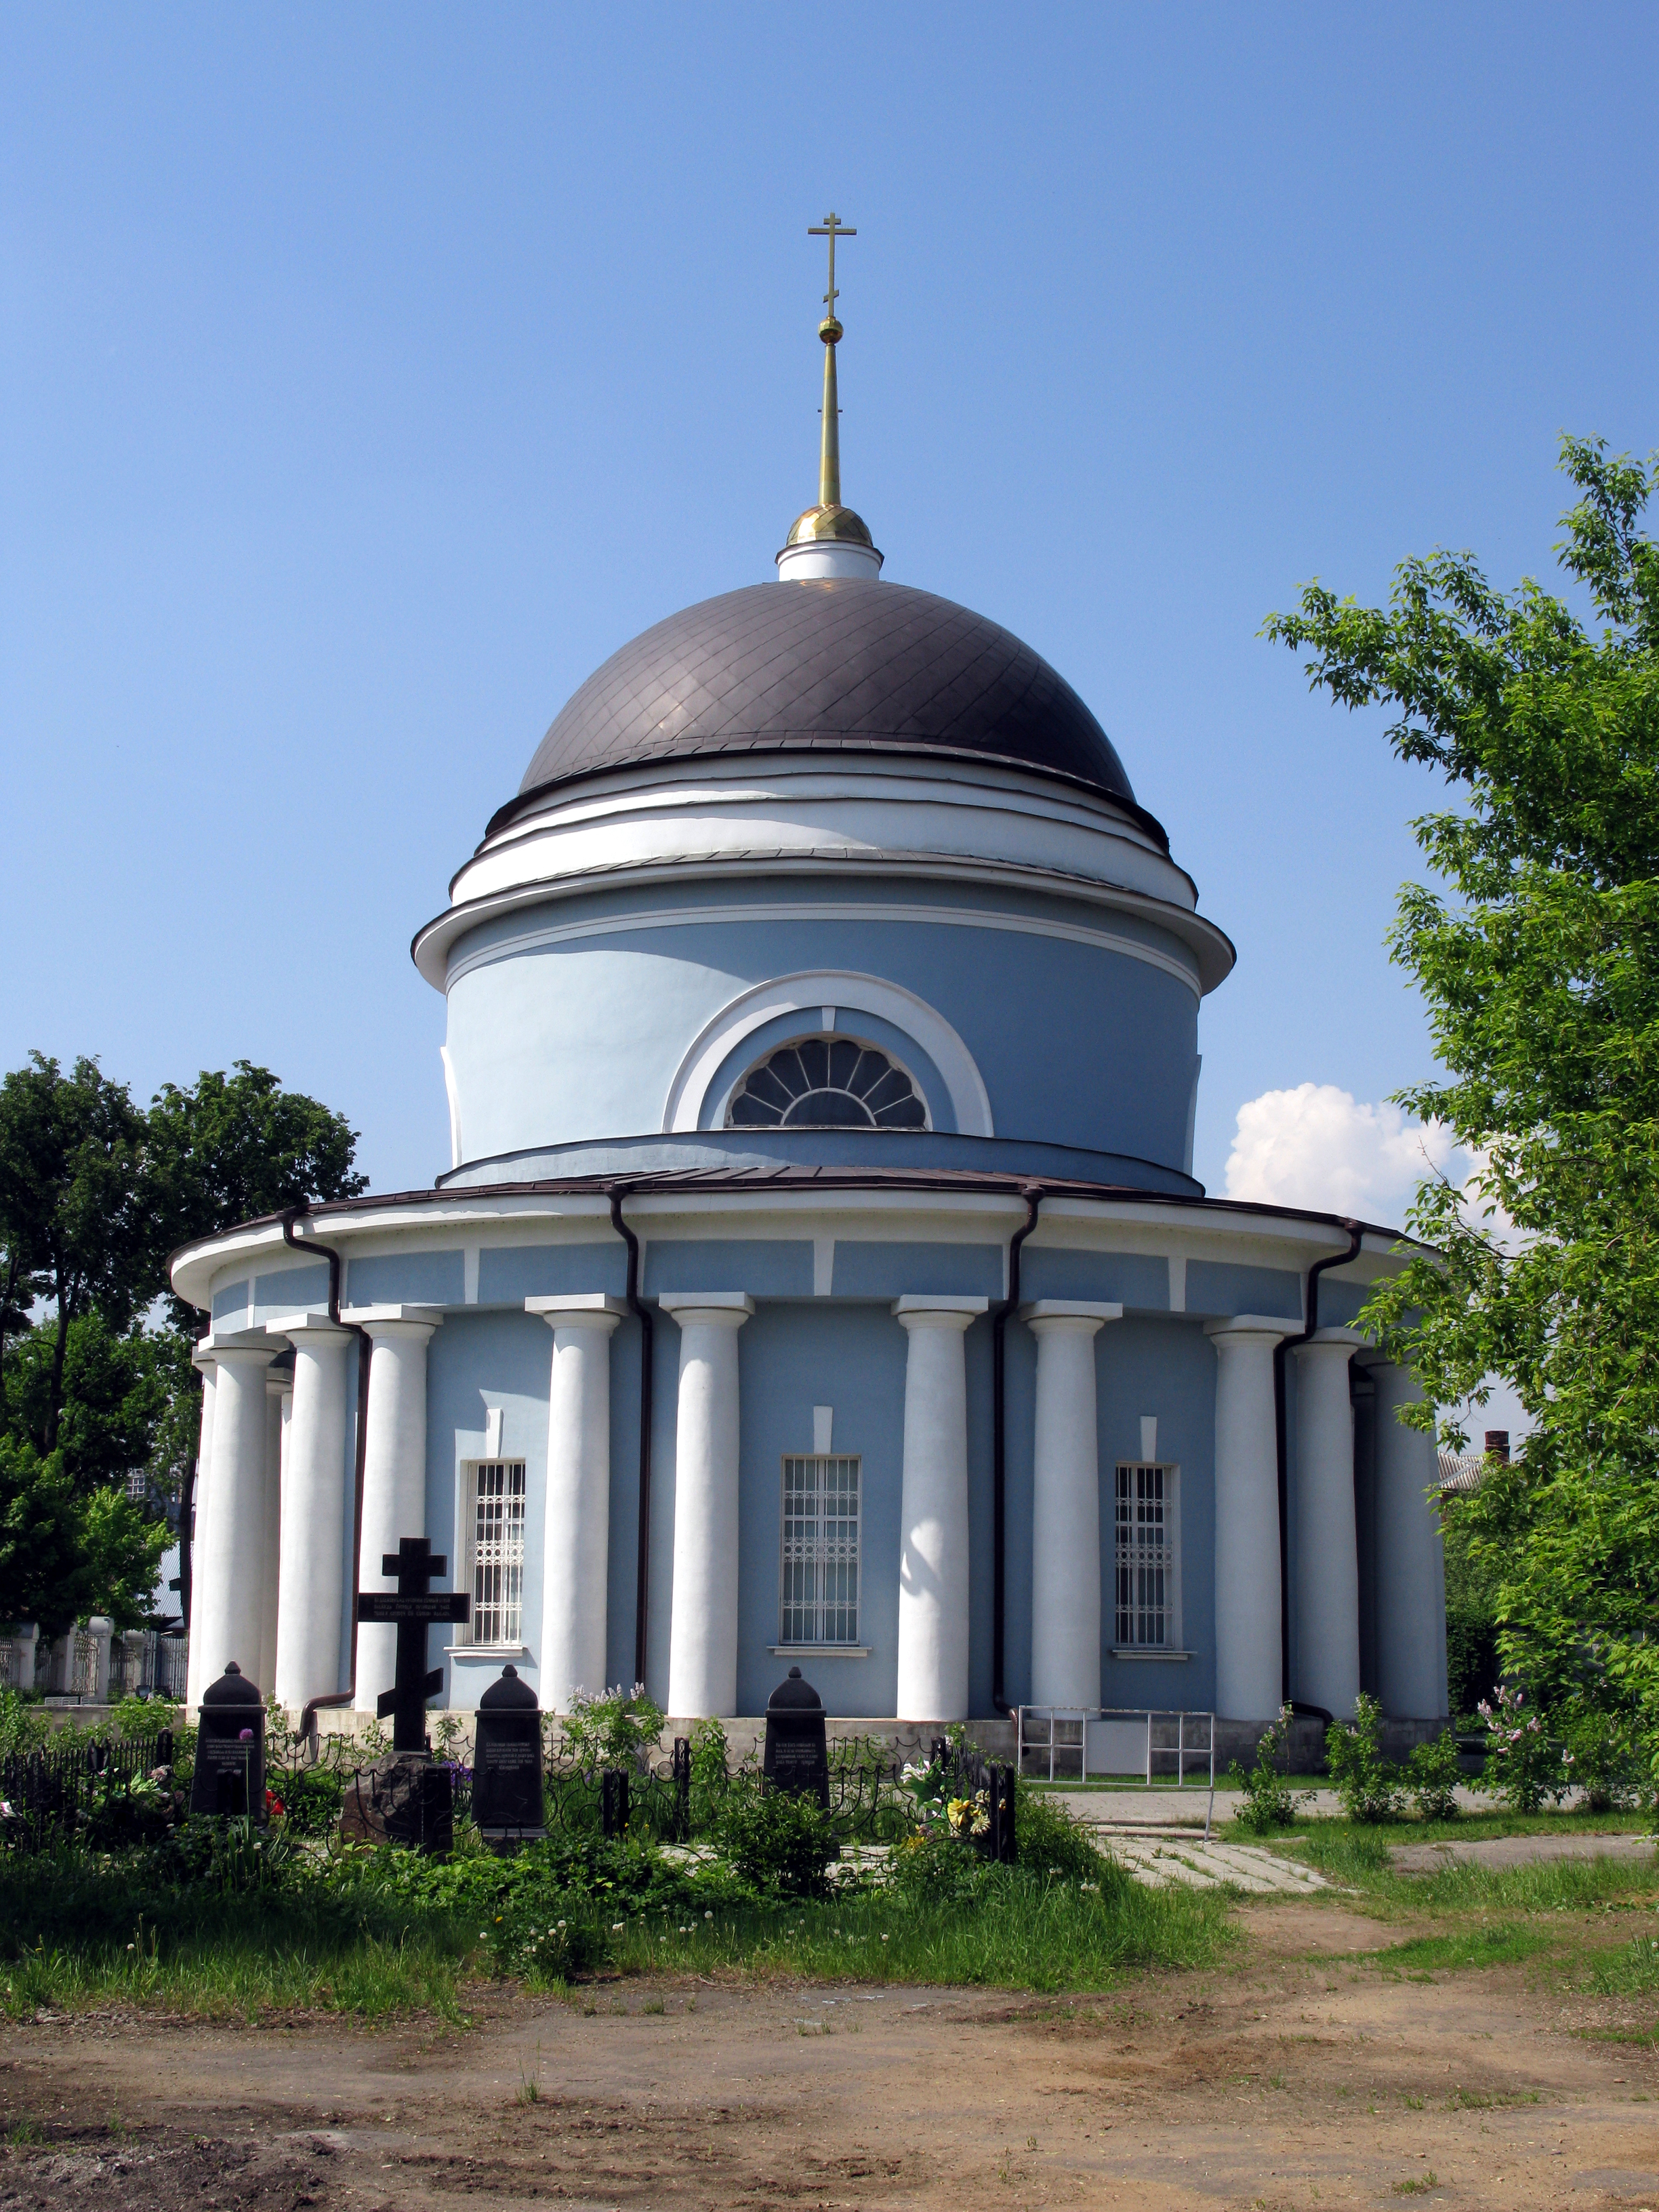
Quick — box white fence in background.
[1017,1704,1216,1832]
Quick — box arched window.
[726,1036,928,1130]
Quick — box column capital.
[210,1342,280,1371]
[891,1296,988,1332]
[659,1292,754,1329]
[340,1305,444,1340]
[1204,1313,1293,1348]
[268,1311,354,1343]
[527,1294,628,1334]
[1020,1299,1122,1334]
[1296,1326,1372,1355]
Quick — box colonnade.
[184,1293,1446,1728]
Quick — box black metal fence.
[0,1730,176,1848]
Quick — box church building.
[171,223,1448,1742]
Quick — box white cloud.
[1223,1082,1459,1224]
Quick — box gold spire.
[809,211,853,509]
[786,213,874,551]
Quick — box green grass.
[0,1845,1231,2020]
[596,1870,1233,1993]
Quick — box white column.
[529,1295,626,1710]
[1292,1329,1365,1719]
[346,1307,442,1715]
[1367,1357,1449,1718]
[14,1622,37,1693]
[197,1344,276,1694]
[272,1318,354,1713]
[260,1373,286,1696]
[1204,1318,1288,1722]
[893,1296,987,1722]
[87,1616,113,1703]
[1023,1300,1122,1709]
[661,1294,753,1718]
[184,1351,218,1710]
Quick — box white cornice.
[413,853,1232,996]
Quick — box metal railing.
[1017,1706,1216,1822]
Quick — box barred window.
[468,1460,527,1646]
[1114,1462,1178,1648]
[779,1455,860,1645]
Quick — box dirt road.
[2,1904,1656,2210]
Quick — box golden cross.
[808,211,856,322]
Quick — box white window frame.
[1111,1461,1183,1654]
[453,1458,529,1653]
[775,1453,863,1651]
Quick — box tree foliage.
[1265,435,1659,1764]
[0,1056,366,1633]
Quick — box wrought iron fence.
[0,1730,176,1848]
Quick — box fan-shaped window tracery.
[726,1036,928,1130]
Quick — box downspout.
[1273,1218,1364,1711]
[991,1183,1045,1718]
[277,1208,372,1750]
[607,1187,655,1692]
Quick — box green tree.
[1265,435,1659,1766]
[5,1313,172,1493]
[0,1438,84,1632]
[0,1056,151,1455]
[147,1061,366,1321]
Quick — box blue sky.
[3,5,1654,1212]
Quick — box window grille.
[468,1460,527,1646]
[729,1036,928,1130]
[779,1454,860,1644]
[1115,1462,1176,1647]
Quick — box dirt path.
[2,1901,1656,2210]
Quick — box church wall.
[426,1309,552,1712]
[830,1242,1003,1299]
[441,896,1199,1178]
[346,1248,466,1309]
[644,1240,815,1298]
[1185,1258,1303,1321]
[730,1302,912,1717]
[1097,1318,1221,1715]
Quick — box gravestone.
[342,1534,470,1856]
[471,1664,545,1845]
[190,1660,265,1818]
[355,1536,470,1752]
[762,1666,830,1807]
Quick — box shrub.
[0,1688,50,1757]
[1406,1729,1462,1822]
[557,1685,665,1776]
[688,1715,729,1832]
[1326,1694,1406,1824]
[279,1765,344,1837]
[1227,1704,1312,1833]
[714,1780,840,1898]
[1560,1712,1641,1812]
[1477,1683,1567,1813]
[1014,1784,1106,1882]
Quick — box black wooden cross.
[356,1536,470,1754]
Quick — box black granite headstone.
[190,1661,265,1819]
[762,1666,830,1807]
[470,1664,545,1839]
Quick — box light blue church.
[173,237,1447,1745]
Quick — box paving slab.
[1104,1836,1332,1893]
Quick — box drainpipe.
[1273,1218,1364,1711]
[276,1209,372,1753]
[991,1183,1045,1719]
[607,1187,655,1692]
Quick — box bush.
[278,1765,344,1837]
[688,1715,729,1833]
[557,1685,665,1775]
[1477,1683,1567,1813]
[1406,1729,1462,1822]
[1325,1694,1405,1824]
[1015,1784,1106,1882]
[1227,1705,1311,1833]
[714,1781,840,1899]
[0,1687,50,1757]
[1560,1711,1642,1812]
